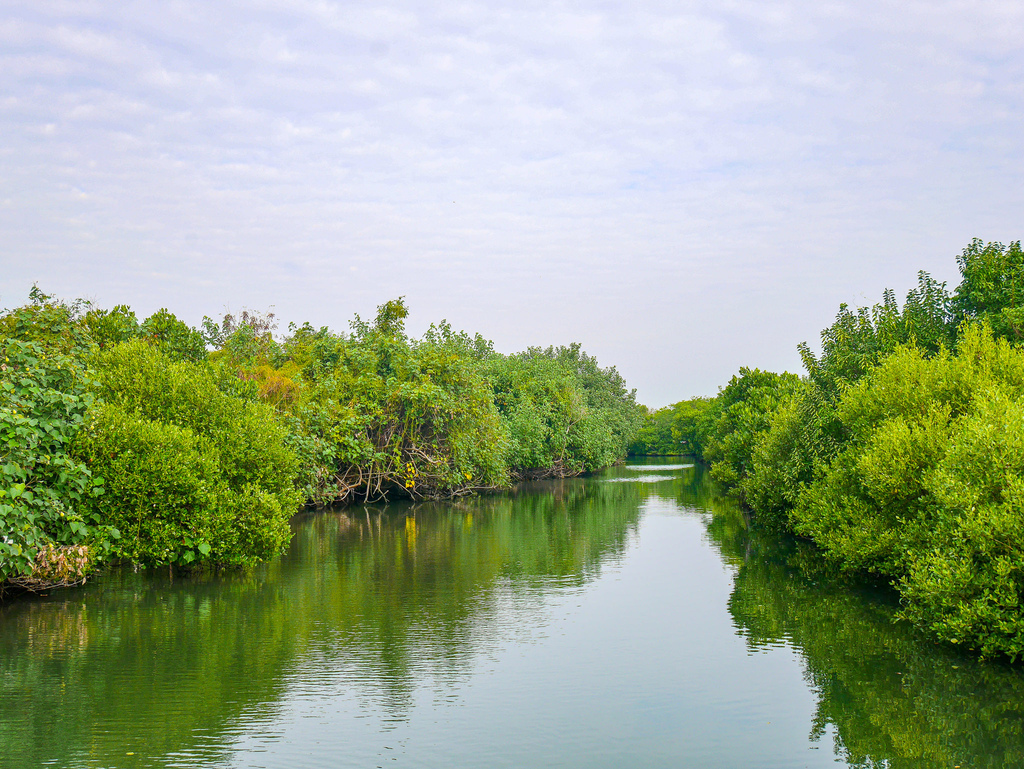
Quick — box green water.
[3,461,1024,768]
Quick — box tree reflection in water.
[0,477,642,768]
[3,463,1024,768]
[693,463,1024,769]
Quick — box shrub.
[485,353,588,476]
[80,305,139,349]
[0,338,113,586]
[139,309,207,363]
[740,388,815,528]
[697,368,802,493]
[282,300,509,503]
[789,325,1024,657]
[900,391,1024,658]
[74,405,220,565]
[72,340,301,566]
[486,344,643,476]
[953,238,1024,340]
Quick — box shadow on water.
[0,477,645,768]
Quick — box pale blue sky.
[2,0,1021,406]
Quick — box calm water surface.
[3,461,1024,768]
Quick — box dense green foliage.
[73,340,301,567]
[627,397,711,456]
[488,345,642,477]
[0,291,640,591]
[694,368,801,489]
[793,325,1024,657]
[206,300,641,504]
[284,305,509,504]
[0,294,114,587]
[0,338,111,586]
[685,238,1024,659]
[953,238,1024,340]
[799,271,954,406]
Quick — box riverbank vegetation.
[646,238,1024,659]
[0,290,641,591]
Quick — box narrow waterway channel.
[3,461,1024,768]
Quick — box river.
[2,460,1024,768]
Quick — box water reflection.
[2,462,1024,768]
[689,468,1024,769]
[0,477,643,768]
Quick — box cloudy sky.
[1,0,1021,406]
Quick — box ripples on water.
[3,461,1024,768]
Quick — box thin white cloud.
[1,0,1022,404]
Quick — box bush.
[696,368,802,493]
[630,397,713,457]
[139,309,207,363]
[286,300,509,503]
[954,238,1024,340]
[900,391,1024,658]
[789,325,1024,657]
[538,344,643,471]
[0,338,113,585]
[740,388,815,528]
[1,287,645,585]
[485,353,588,476]
[486,345,643,476]
[73,405,220,565]
[80,305,140,350]
[72,340,301,566]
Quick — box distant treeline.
[0,292,642,590]
[636,238,1024,660]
